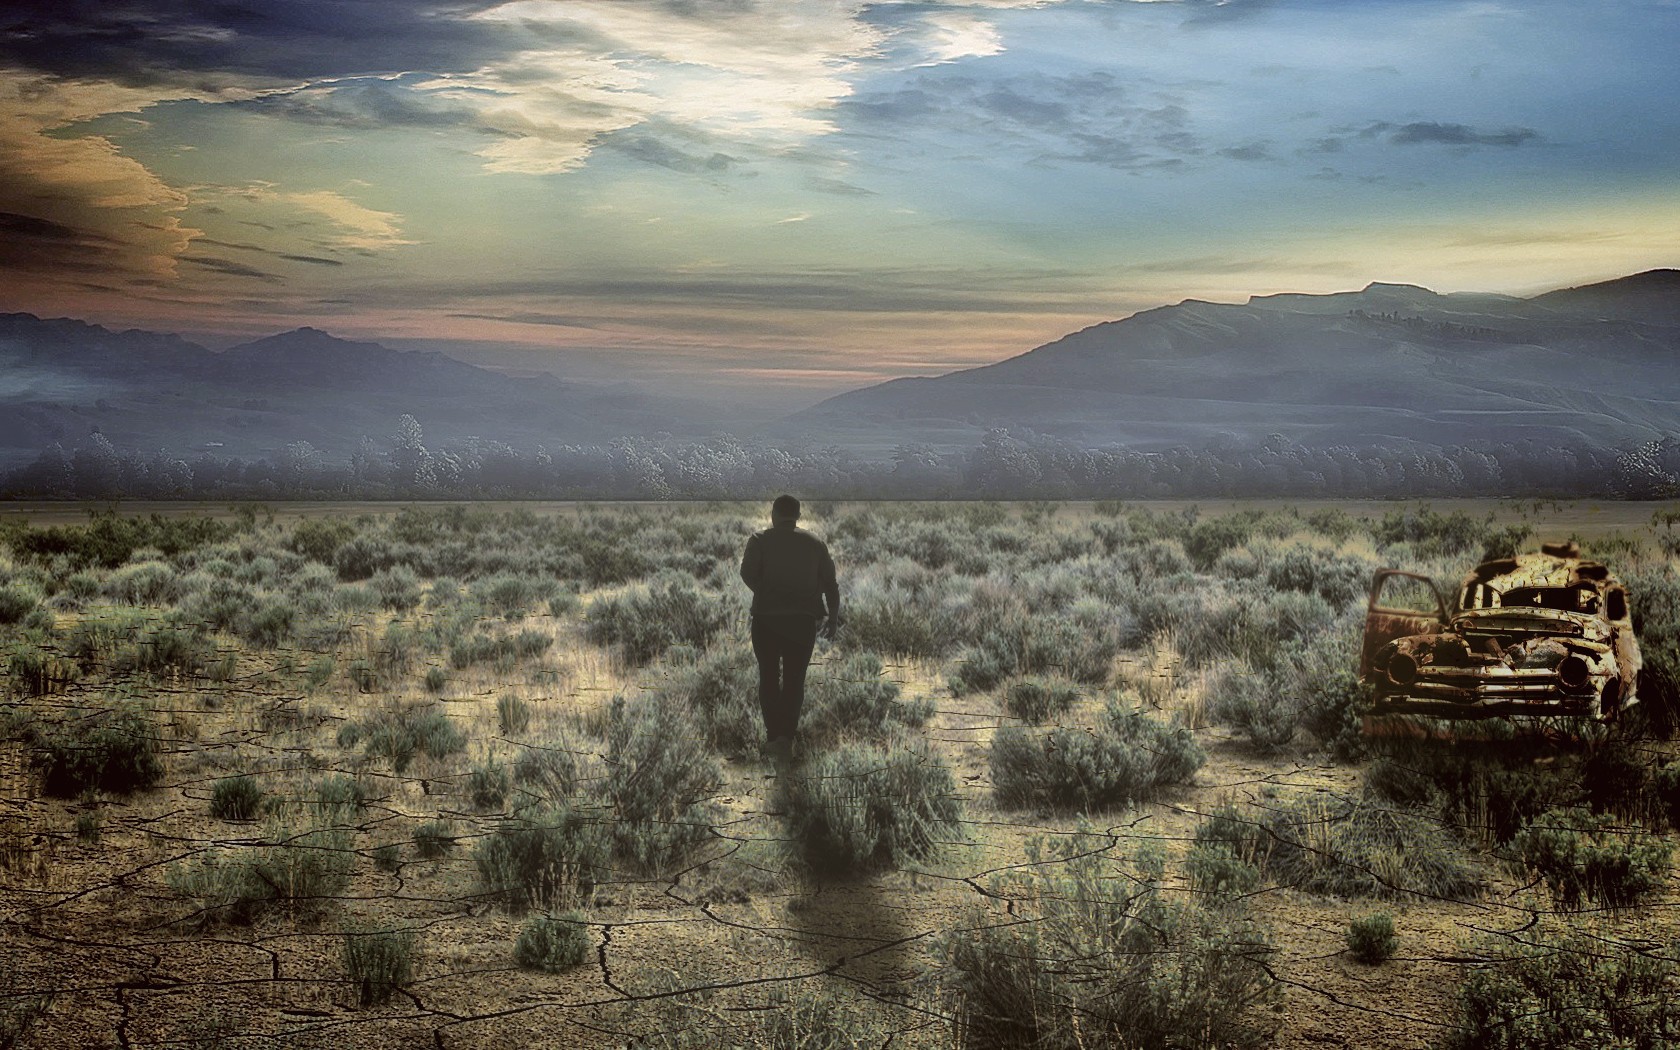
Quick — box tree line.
[4,415,1677,501]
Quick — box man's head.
[771,494,800,526]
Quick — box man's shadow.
[784,871,923,1001]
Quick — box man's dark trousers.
[751,613,818,744]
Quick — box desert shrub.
[29,705,164,797]
[1197,796,1481,901]
[939,827,1277,1050]
[1175,586,1336,673]
[512,743,580,806]
[103,560,180,605]
[313,774,368,817]
[0,581,40,621]
[68,611,211,678]
[468,757,510,811]
[1207,663,1302,750]
[1364,737,1582,846]
[1300,662,1374,763]
[991,699,1202,812]
[423,666,447,693]
[1183,512,1261,570]
[473,803,609,913]
[1372,508,1527,560]
[646,646,760,759]
[369,566,423,611]
[584,573,732,667]
[4,513,231,571]
[290,518,356,564]
[448,629,553,670]
[1186,839,1263,900]
[5,643,78,697]
[600,695,724,873]
[1346,913,1398,964]
[1448,924,1680,1050]
[513,912,592,972]
[781,741,962,878]
[210,774,263,821]
[948,602,1123,695]
[1261,544,1372,608]
[342,925,418,1007]
[358,705,466,773]
[1510,807,1671,912]
[1629,567,1680,736]
[332,534,399,581]
[802,653,933,745]
[1651,762,1680,831]
[496,694,531,737]
[168,820,354,924]
[839,583,960,659]
[240,602,294,648]
[1002,676,1080,724]
[371,842,402,872]
[76,809,102,843]
[472,573,555,619]
[413,821,456,859]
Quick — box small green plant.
[1002,675,1080,724]
[473,803,609,913]
[314,774,369,816]
[342,924,419,1007]
[423,666,448,693]
[468,757,509,811]
[357,705,466,773]
[413,821,455,859]
[496,694,531,736]
[75,808,102,843]
[513,912,592,973]
[781,741,964,878]
[583,573,731,667]
[1346,912,1398,964]
[600,695,724,873]
[209,774,264,821]
[991,699,1203,811]
[1510,807,1672,911]
[305,655,336,688]
[168,820,355,925]
[1449,923,1680,1050]
[938,826,1277,1050]
[371,843,402,872]
[29,705,164,798]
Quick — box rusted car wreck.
[1361,541,1641,721]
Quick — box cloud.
[1363,121,1541,147]
[181,255,279,281]
[915,11,1005,65]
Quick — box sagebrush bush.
[342,925,418,1007]
[6,643,79,697]
[473,803,609,913]
[1001,675,1080,725]
[513,912,592,972]
[468,757,509,811]
[496,694,531,736]
[780,741,962,878]
[0,582,40,624]
[210,774,263,820]
[584,573,732,667]
[1449,924,1680,1050]
[1196,796,1481,901]
[357,705,466,773]
[991,699,1203,811]
[413,820,456,859]
[512,743,580,805]
[1510,807,1672,912]
[601,696,724,873]
[169,820,354,924]
[646,646,760,759]
[948,602,1123,695]
[939,827,1277,1050]
[1346,912,1398,964]
[801,653,933,745]
[30,705,163,797]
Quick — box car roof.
[1463,550,1622,593]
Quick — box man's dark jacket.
[739,523,838,618]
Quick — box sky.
[2,0,1678,411]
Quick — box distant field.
[2,500,1678,1049]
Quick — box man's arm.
[819,544,840,635]
[740,533,762,593]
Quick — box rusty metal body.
[1361,542,1641,721]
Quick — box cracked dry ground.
[4,641,1678,1048]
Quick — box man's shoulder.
[752,526,828,549]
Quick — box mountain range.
[1,269,1676,469]
[775,269,1680,454]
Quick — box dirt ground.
[3,499,1678,1048]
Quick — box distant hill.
[772,270,1680,453]
[0,315,715,466]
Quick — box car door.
[1361,570,1448,679]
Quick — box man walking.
[739,494,840,765]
